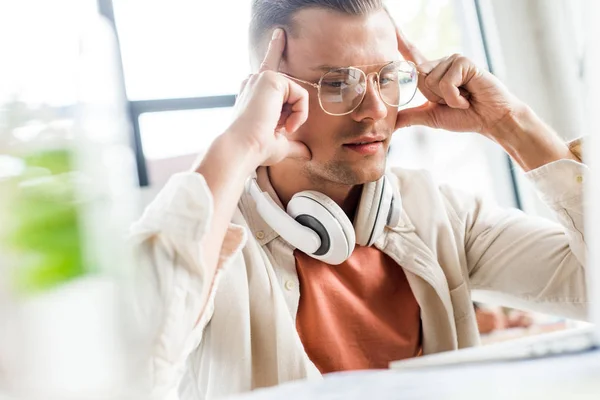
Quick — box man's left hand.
[393,26,521,138]
[391,21,579,171]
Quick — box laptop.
[390,325,598,370]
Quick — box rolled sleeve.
[131,172,246,269]
[525,159,587,207]
[130,171,247,398]
[525,158,587,269]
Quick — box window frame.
[97,0,521,210]
[97,0,236,187]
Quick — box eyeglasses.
[280,60,419,116]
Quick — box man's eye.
[380,75,397,86]
[322,80,348,89]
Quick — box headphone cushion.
[288,190,355,263]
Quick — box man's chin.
[334,159,387,185]
[349,153,387,177]
[354,165,386,184]
[305,149,388,185]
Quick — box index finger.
[259,28,286,72]
[387,12,429,65]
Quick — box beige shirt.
[131,152,588,400]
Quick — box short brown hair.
[249,0,383,66]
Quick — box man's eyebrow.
[310,61,397,72]
[311,64,339,72]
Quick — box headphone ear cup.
[287,191,355,265]
[354,178,384,246]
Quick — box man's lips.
[342,137,385,155]
[343,135,386,145]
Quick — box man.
[131,1,587,399]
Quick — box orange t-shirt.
[294,245,421,374]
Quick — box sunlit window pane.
[138,107,233,160]
[112,0,252,100]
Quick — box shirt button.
[284,280,295,291]
[576,175,584,183]
[255,230,265,240]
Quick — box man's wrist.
[486,102,530,145]
[489,104,576,172]
[193,131,262,186]
[215,129,263,174]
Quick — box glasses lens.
[319,68,365,115]
[379,61,418,107]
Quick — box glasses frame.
[280,60,420,116]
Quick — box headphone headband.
[247,173,401,264]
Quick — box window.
[138,108,233,159]
[112,0,252,101]
[0,0,98,108]
[107,0,518,209]
[386,0,516,206]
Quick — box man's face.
[280,8,399,185]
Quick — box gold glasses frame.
[279,60,421,116]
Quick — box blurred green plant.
[1,98,85,294]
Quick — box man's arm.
[130,28,311,396]
[487,104,579,172]
[390,19,588,318]
[391,19,580,168]
[194,133,260,285]
[197,28,310,278]
[440,156,588,319]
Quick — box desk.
[232,350,600,400]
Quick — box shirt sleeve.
[443,159,588,320]
[129,172,247,398]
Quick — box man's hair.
[249,0,384,65]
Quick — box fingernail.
[272,28,283,40]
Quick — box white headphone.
[247,174,402,265]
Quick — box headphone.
[247,174,402,265]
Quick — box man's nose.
[352,74,388,121]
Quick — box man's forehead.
[285,8,398,71]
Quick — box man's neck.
[267,165,363,219]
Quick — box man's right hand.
[226,28,311,166]
[193,29,310,280]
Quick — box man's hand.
[475,307,507,335]
[194,29,310,279]
[227,28,311,166]
[393,25,521,137]
[390,21,578,171]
